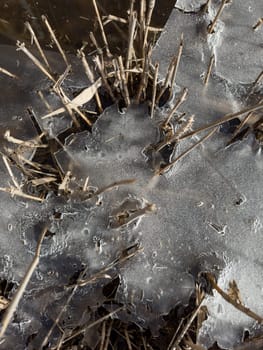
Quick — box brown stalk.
[25,21,51,70]
[92,0,111,57]
[92,178,136,197]
[208,0,228,34]
[0,186,43,202]
[163,87,188,127]
[0,227,47,338]
[124,327,133,350]
[206,273,263,323]
[41,15,69,66]
[37,90,52,111]
[204,54,215,85]
[227,111,254,146]
[150,62,159,118]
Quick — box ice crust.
[153,1,263,347]
[0,1,262,348]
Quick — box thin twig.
[204,54,215,85]
[227,111,254,146]
[126,11,137,77]
[117,56,130,106]
[0,227,47,338]
[208,0,228,34]
[206,273,263,323]
[41,15,69,66]
[94,55,116,102]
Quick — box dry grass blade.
[208,0,228,34]
[93,178,136,197]
[25,21,51,70]
[0,66,18,79]
[0,186,43,202]
[254,70,263,85]
[4,130,47,148]
[0,227,48,338]
[42,78,101,119]
[41,15,69,66]
[206,273,263,323]
[117,55,130,106]
[227,111,254,146]
[78,49,103,112]
[16,41,55,82]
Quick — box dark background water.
[0,0,176,53]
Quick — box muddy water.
[0,0,175,53]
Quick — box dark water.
[0,0,175,53]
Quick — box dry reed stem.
[92,0,111,57]
[16,41,55,82]
[93,178,136,196]
[206,273,263,324]
[0,186,43,202]
[169,33,184,95]
[41,15,69,66]
[157,127,217,175]
[4,130,47,148]
[2,155,20,189]
[25,21,51,70]
[135,44,152,103]
[94,55,116,101]
[253,17,263,30]
[0,67,18,79]
[124,327,133,350]
[163,87,188,127]
[126,11,137,77]
[143,0,156,48]
[151,62,159,118]
[180,102,263,140]
[204,54,215,85]
[208,0,228,34]
[0,227,47,338]
[117,55,131,106]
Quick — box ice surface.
[175,0,207,13]
[0,1,263,347]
